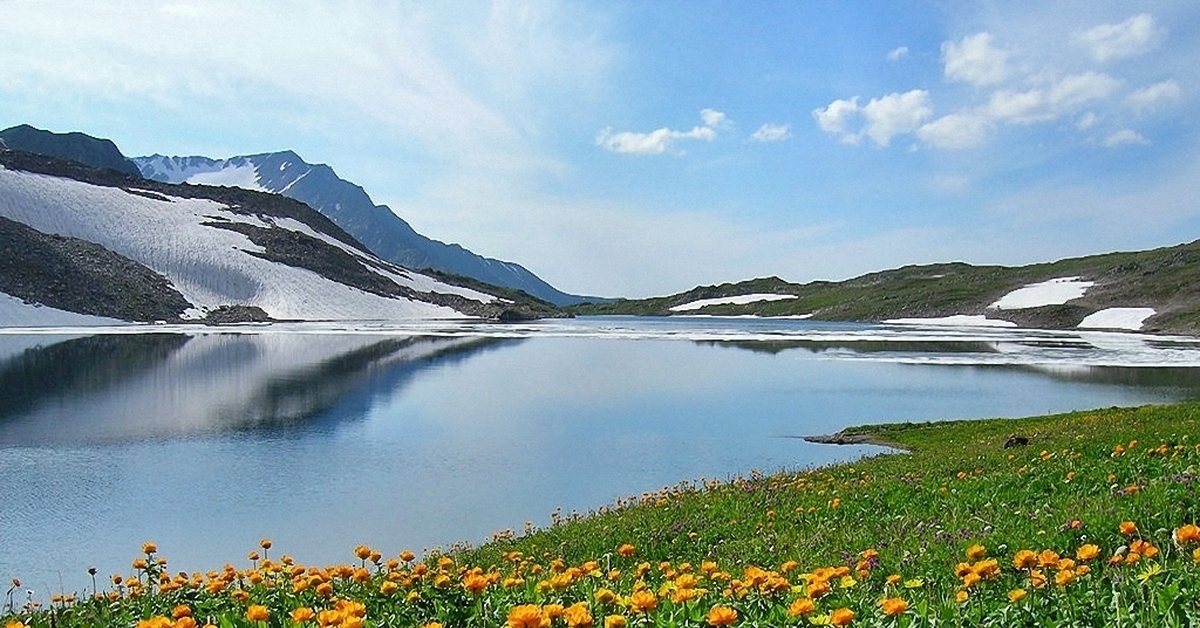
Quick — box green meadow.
[6,403,1200,627]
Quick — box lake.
[3,316,1200,598]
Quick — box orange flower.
[629,590,658,614]
[354,545,373,560]
[955,591,969,603]
[507,605,546,628]
[1055,569,1076,587]
[400,550,416,562]
[246,605,270,623]
[787,598,815,617]
[965,544,987,561]
[1119,521,1138,536]
[830,607,855,626]
[564,602,594,628]
[1076,544,1100,561]
[142,542,158,555]
[604,615,627,628]
[1013,550,1037,570]
[172,605,192,619]
[706,606,738,626]
[1030,570,1047,588]
[879,597,908,616]
[291,607,315,623]
[1175,524,1200,544]
[617,544,636,557]
[1008,588,1027,603]
[259,539,272,550]
[463,573,490,595]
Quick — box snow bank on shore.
[1078,307,1156,331]
[990,277,1094,310]
[671,293,797,312]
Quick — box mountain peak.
[0,124,141,177]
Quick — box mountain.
[0,124,141,176]
[0,148,558,323]
[134,152,597,306]
[571,242,1200,335]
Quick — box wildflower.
[1076,544,1100,561]
[246,605,270,622]
[422,624,445,628]
[463,573,490,595]
[1055,569,1076,587]
[1193,547,1200,563]
[1175,524,1200,544]
[617,544,636,557]
[629,590,657,614]
[564,602,594,628]
[886,574,901,585]
[1119,521,1138,536]
[595,588,619,605]
[142,542,158,555]
[955,591,969,603]
[400,550,416,562]
[788,598,815,616]
[965,544,987,561]
[1013,550,1037,570]
[172,605,192,619]
[1008,588,1027,603]
[830,607,855,625]
[380,581,399,596]
[880,597,908,616]
[1136,562,1164,584]
[291,607,315,623]
[1030,569,1047,588]
[830,498,842,509]
[508,605,546,628]
[706,605,738,626]
[903,578,924,589]
[604,615,628,628]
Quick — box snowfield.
[0,292,126,327]
[670,293,798,312]
[1077,307,1156,331]
[884,314,1018,328]
[0,168,491,321]
[989,277,1094,310]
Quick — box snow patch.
[185,163,266,191]
[0,292,128,327]
[1078,308,1156,331]
[884,315,1018,328]
[990,277,1094,310]
[670,293,798,312]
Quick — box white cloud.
[1076,112,1098,130]
[918,113,992,149]
[1104,129,1149,147]
[887,46,909,61]
[813,91,932,147]
[1125,80,1182,112]
[861,90,934,147]
[596,109,724,155]
[812,97,861,141]
[942,33,1010,86]
[985,72,1119,124]
[750,123,791,142]
[700,108,727,127]
[1075,14,1162,62]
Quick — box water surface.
[3,317,1200,596]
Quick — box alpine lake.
[4,315,1200,598]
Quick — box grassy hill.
[571,240,1200,334]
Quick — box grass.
[5,403,1200,627]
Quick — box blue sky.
[1,1,1198,297]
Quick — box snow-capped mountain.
[135,152,596,306]
[0,149,553,324]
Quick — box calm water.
[3,317,1200,596]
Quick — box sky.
[1,1,1198,298]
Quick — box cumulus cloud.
[918,113,992,149]
[813,91,932,147]
[596,109,724,155]
[750,123,791,142]
[942,33,1010,86]
[1125,80,1182,112]
[1075,14,1162,62]
[1104,129,1149,147]
[887,46,909,61]
[985,72,1120,124]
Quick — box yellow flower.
[705,605,738,627]
[829,607,855,626]
[291,607,315,623]
[965,544,987,561]
[879,598,908,616]
[1007,589,1027,603]
[1193,547,1200,564]
[955,591,969,604]
[246,605,270,623]
[604,615,628,628]
[1055,569,1076,587]
[594,588,619,604]
[1076,544,1100,562]
[380,581,399,596]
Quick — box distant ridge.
[135,152,601,306]
[0,124,141,176]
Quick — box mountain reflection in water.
[0,333,511,445]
